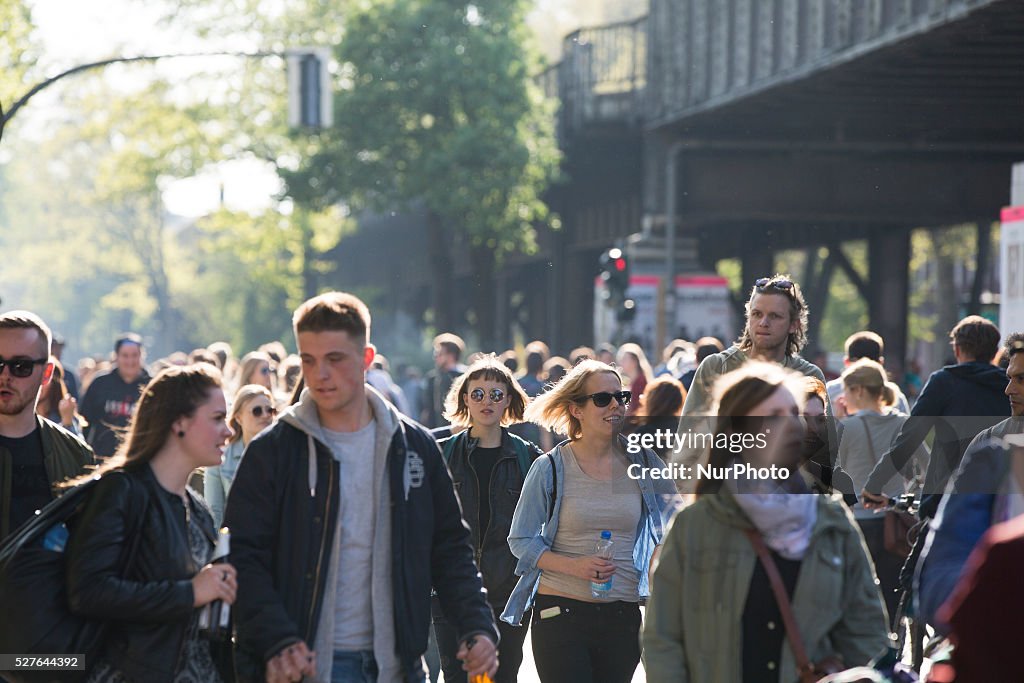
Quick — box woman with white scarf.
[642,362,887,683]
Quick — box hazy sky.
[25,0,643,216]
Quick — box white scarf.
[729,476,817,560]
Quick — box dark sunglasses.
[581,390,631,408]
[0,357,48,378]
[754,277,794,291]
[251,405,277,418]
[469,388,506,403]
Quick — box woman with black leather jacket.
[63,364,238,683]
[434,354,540,683]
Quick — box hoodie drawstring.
[308,432,317,497]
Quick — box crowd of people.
[1,273,1021,682]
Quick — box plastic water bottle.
[40,523,69,552]
[590,530,614,598]
[198,528,232,640]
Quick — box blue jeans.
[332,650,378,683]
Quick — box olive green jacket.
[642,491,888,683]
[0,416,95,539]
[681,346,829,417]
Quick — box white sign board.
[594,274,734,356]
[1000,206,1024,338]
[673,275,734,343]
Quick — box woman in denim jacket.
[204,384,276,527]
[501,360,681,683]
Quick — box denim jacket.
[500,437,682,625]
[204,439,246,528]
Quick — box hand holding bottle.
[192,562,237,607]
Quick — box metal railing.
[540,16,647,140]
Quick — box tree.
[285,0,560,348]
[0,0,37,112]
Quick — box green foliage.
[0,0,36,105]
[192,204,354,352]
[286,0,560,255]
[0,0,358,358]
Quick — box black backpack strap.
[545,451,557,523]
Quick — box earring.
[177,430,185,438]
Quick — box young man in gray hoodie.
[226,292,497,683]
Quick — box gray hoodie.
[279,385,404,683]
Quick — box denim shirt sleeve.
[644,451,685,534]
[631,450,684,596]
[508,451,558,574]
[204,464,227,528]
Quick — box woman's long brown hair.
[62,364,222,487]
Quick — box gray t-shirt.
[538,445,641,602]
[323,420,377,650]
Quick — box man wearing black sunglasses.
[681,275,829,417]
[0,310,94,542]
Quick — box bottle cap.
[213,527,231,558]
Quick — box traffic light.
[617,298,637,323]
[600,247,630,304]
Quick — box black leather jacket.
[65,464,215,683]
[439,429,541,602]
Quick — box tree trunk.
[470,244,497,351]
[931,229,960,371]
[298,209,317,301]
[807,249,836,350]
[968,222,991,316]
[425,210,455,331]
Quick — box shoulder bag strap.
[743,528,816,679]
[122,475,149,573]
[545,452,557,523]
[858,416,877,464]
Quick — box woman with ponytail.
[837,358,928,622]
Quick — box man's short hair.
[1003,332,1024,359]
[293,292,371,342]
[0,310,53,356]
[433,333,465,361]
[188,348,220,368]
[207,341,232,369]
[738,274,809,357]
[950,315,1000,363]
[845,331,884,362]
[114,332,143,353]
[568,346,595,365]
[695,336,724,364]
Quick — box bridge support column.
[868,229,910,382]
[742,249,775,289]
